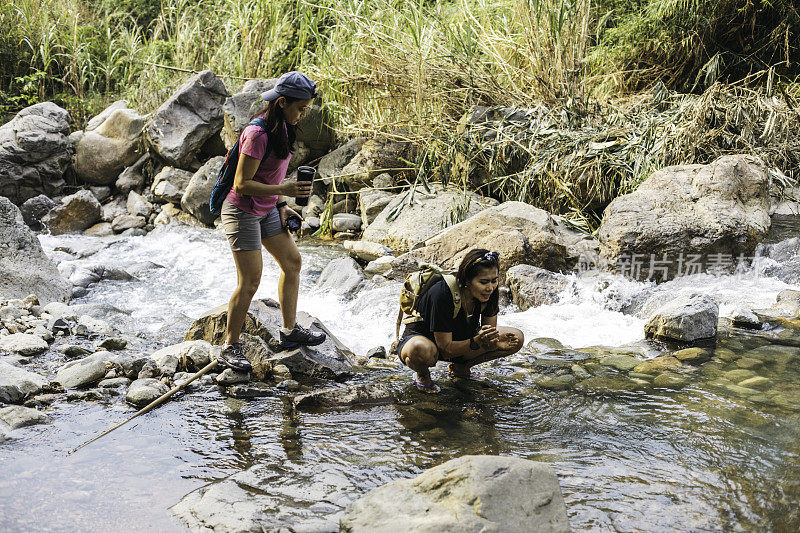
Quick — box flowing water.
[1,220,800,532]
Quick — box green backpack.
[395,263,461,341]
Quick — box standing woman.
[397,249,524,393]
[217,72,326,372]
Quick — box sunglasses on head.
[470,251,499,266]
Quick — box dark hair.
[249,96,304,159]
[457,248,500,287]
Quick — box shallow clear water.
[1,221,799,532]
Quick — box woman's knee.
[508,327,524,353]
[281,252,302,276]
[404,340,438,367]
[237,278,260,299]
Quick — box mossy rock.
[652,372,688,389]
[713,348,739,362]
[633,356,682,375]
[673,348,709,362]
[725,384,760,396]
[599,355,640,371]
[723,369,755,381]
[538,374,576,391]
[737,376,771,390]
[735,357,763,370]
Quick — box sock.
[280,327,294,335]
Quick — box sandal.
[414,378,441,394]
[448,364,480,380]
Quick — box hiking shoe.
[279,324,326,350]
[217,342,252,372]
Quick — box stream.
[1,218,799,532]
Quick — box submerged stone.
[652,372,688,389]
[538,375,576,391]
[673,348,709,362]
[293,382,396,409]
[725,384,760,396]
[633,356,682,375]
[723,369,755,381]
[736,357,763,370]
[599,355,640,371]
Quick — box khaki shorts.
[220,199,285,251]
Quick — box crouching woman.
[397,249,524,393]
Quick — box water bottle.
[295,166,315,207]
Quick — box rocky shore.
[1,69,800,531]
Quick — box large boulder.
[115,153,149,194]
[185,298,354,380]
[172,461,356,532]
[362,184,494,254]
[644,293,719,342]
[343,240,393,262]
[318,138,365,185]
[181,156,225,225]
[150,167,194,204]
[358,188,397,227]
[296,104,336,158]
[145,70,228,168]
[41,189,102,235]
[340,455,570,532]
[149,340,211,373]
[338,135,416,190]
[0,102,72,205]
[316,256,367,296]
[405,201,588,276]
[19,194,56,230]
[0,197,71,302]
[220,79,276,148]
[0,360,48,404]
[598,155,770,280]
[505,265,568,311]
[73,101,146,185]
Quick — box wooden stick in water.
[67,359,219,455]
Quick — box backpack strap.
[443,274,461,319]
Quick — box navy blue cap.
[261,71,317,101]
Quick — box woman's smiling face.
[466,265,499,302]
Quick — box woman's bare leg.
[400,337,439,388]
[225,249,263,344]
[261,231,302,329]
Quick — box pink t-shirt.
[225,117,291,216]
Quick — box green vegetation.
[1,0,798,229]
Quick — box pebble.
[276,379,301,392]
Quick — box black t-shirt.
[403,278,499,342]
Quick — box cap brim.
[261,88,280,101]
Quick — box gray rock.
[401,200,580,276]
[338,135,416,190]
[56,356,108,388]
[372,172,394,189]
[296,105,336,158]
[0,333,49,355]
[126,378,170,406]
[185,299,354,380]
[364,256,394,276]
[341,455,570,532]
[318,138,366,185]
[19,194,56,229]
[111,214,146,232]
[101,196,128,222]
[83,222,114,237]
[215,368,249,384]
[332,213,362,232]
[227,381,273,398]
[150,340,212,372]
[42,189,102,235]
[362,184,494,254]
[73,103,145,185]
[316,256,367,296]
[220,78,276,148]
[181,156,225,225]
[150,167,194,204]
[89,186,112,203]
[505,265,567,311]
[343,240,393,262]
[644,294,719,342]
[599,155,770,279]
[0,197,71,303]
[126,190,153,217]
[293,382,395,408]
[0,103,71,205]
[731,308,761,329]
[98,377,131,388]
[358,188,396,227]
[275,379,300,391]
[145,70,228,168]
[115,153,149,194]
[172,462,356,532]
[0,360,48,403]
[0,405,51,429]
